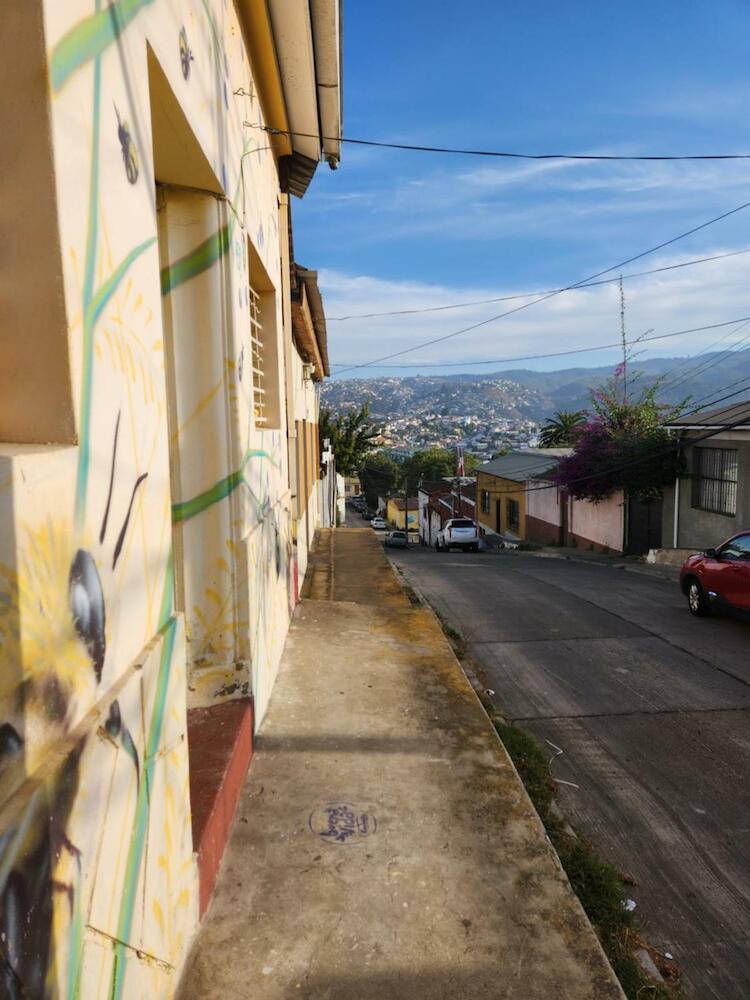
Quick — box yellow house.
[387,497,419,530]
[476,450,570,540]
[344,475,362,497]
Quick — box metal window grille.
[481,489,490,514]
[506,498,520,532]
[692,447,738,516]
[249,286,266,427]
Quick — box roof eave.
[235,0,293,159]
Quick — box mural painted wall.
[0,1,319,996]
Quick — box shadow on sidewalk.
[177,529,624,1000]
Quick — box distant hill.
[322,349,750,422]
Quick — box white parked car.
[371,516,388,530]
[436,518,479,553]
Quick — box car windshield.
[721,534,750,560]
[392,532,406,539]
[450,519,474,528]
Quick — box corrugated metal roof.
[476,449,571,483]
[665,402,750,429]
[417,480,452,496]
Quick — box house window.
[506,498,520,532]
[247,240,281,428]
[692,447,738,516]
[481,489,490,514]
[248,286,267,427]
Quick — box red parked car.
[680,530,750,618]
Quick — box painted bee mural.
[0,413,144,998]
[114,104,138,185]
[179,26,193,81]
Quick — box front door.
[626,497,663,555]
[495,499,502,533]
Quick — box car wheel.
[687,578,711,617]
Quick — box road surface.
[387,543,750,1000]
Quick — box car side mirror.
[704,547,718,559]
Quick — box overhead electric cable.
[329,315,750,371]
[506,401,750,497]
[330,197,750,375]
[245,122,750,162]
[681,373,750,410]
[658,323,750,394]
[328,248,750,322]
[653,319,750,393]
[681,382,750,414]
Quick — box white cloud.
[302,154,750,251]
[320,247,750,376]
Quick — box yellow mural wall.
[0,1,325,996]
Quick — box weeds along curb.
[390,562,681,1000]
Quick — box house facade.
[661,404,750,549]
[386,497,420,531]
[526,481,625,553]
[418,480,477,546]
[1,3,341,997]
[476,450,570,542]
[343,475,362,498]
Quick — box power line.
[356,395,750,501]
[245,122,750,162]
[660,326,750,395]
[502,401,750,498]
[329,315,750,371]
[654,319,750,393]
[683,373,750,411]
[331,197,750,376]
[327,248,750,322]
[684,382,750,414]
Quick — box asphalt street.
[382,538,750,1000]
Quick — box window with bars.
[692,447,738,516]
[481,489,490,514]
[506,498,520,532]
[248,285,267,428]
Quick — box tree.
[396,448,481,495]
[553,371,686,502]
[360,452,399,510]
[399,447,456,495]
[538,410,587,447]
[319,403,380,476]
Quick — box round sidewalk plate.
[309,802,377,844]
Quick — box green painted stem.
[171,449,277,524]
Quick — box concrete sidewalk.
[178,529,624,1000]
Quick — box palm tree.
[538,410,587,447]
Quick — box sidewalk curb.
[388,554,674,1000]
[520,548,680,583]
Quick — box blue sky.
[293,1,750,379]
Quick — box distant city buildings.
[323,375,541,458]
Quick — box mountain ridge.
[322,348,750,422]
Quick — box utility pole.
[619,274,627,403]
[454,445,464,518]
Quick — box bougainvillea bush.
[553,372,686,502]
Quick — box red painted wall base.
[187,697,254,917]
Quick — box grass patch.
[494,720,553,818]
[400,583,422,607]
[492,719,679,1000]
[420,594,679,997]
[434,611,467,659]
